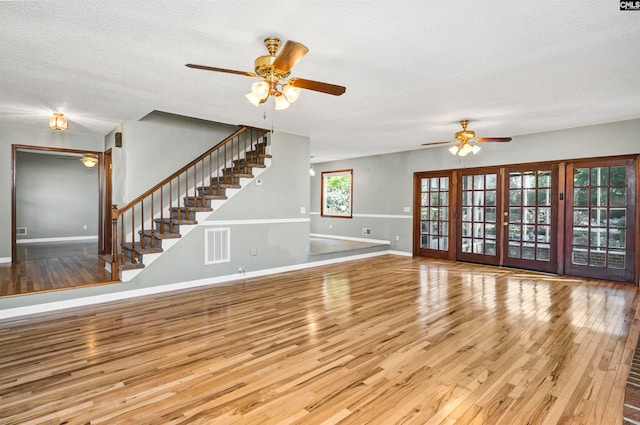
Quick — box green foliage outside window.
[322,170,352,217]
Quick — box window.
[321,169,353,218]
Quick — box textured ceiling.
[1,1,639,162]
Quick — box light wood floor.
[0,256,638,424]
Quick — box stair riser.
[139,234,163,248]
[197,187,226,197]
[155,222,181,234]
[233,159,265,168]
[170,210,198,220]
[223,167,253,176]
[122,247,141,264]
[183,197,211,208]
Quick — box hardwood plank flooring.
[0,256,638,424]
[0,241,114,297]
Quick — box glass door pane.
[457,171,500,265]
[565,160,635,282]
[502,165,557,273]
[420,177,449,251]
[414,171,452,259]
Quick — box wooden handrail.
[110,125,270,280]
[119,126,262,215]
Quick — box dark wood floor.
[0,256,638,424]
[0,241,114,297]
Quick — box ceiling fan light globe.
[448,145,460,155]
[251,81,270,100]
[471,144,481,154]
[460,144,473,156]
[80,155,98,168]
[282,84,301,103]
[245,92,262,107]
[274,94,290,110]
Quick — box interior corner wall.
[310,118,640,253]
[115,111,238,206]
[125,130,311,287]
[0,124,104,260]
[16,152,99,239]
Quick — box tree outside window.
[321,169,353,218]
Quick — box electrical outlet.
[83,224,88,230]
[238,267,244,274]
[403,206,411,213]
[250,249,257,256]
[362,227,371,235]
[300,207,306,214]
[395,235,400,241]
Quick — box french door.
[456,165,558,272]
[414,171,454,259]
[564,159,636,282]
[414,156,637,282]
[501,165,558,272]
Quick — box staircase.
[106,126,271,282]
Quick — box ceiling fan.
[186,37,346,110]
[58,153,99,168]
[422,120,512,156]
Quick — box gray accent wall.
[16,152,99,240]
[310,118,640,253]
[0,124,104,259]
[129,130,311,286]
[112,111,238,207]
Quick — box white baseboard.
[16,236,99,244]
[0,257,11,264]
[310,233,391,245]
[0,250,410,319]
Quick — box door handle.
[503,222,509,226]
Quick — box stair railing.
[110,126,270,281]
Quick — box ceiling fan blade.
[273,41,309,72]
[475,137,512,143]
[185,64,256,77]
[289,78,346,96]
[421,141,454,147]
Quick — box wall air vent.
[205,228,230,264]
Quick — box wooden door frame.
[103,149,113,255]
[563,156,637,283]
[413,170,457,260]
[11,144,104,262]
[499,163,560,273]
[455,166,503,266]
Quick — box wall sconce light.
[49,113,68,131]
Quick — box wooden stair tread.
[199,183,242,189]
[119,262,145,271]
[123,242,164,254]
[140,230,181,239]
[198,194,227,200]
[154,218,198,225]
[223,173,254,178]
[170,206,214,212]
